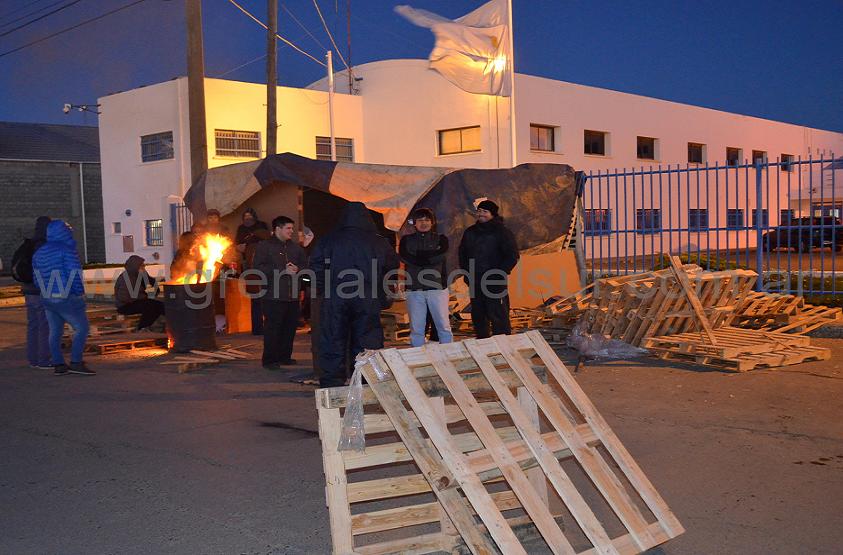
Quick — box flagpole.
[507,0,516,168]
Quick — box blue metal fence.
[583,154,841,296]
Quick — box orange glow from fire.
[169,233,232,284]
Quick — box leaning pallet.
[316,331,684,554]
[730,291,842,334]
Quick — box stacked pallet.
[731,291,841,333]
[317,331,684,554]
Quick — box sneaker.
[30,364,54,370]
[53,364,70,375]
[68,362,96,376]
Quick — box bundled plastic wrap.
[338,350,388,452]
[567,320,648,360]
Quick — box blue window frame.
[780,209,795,226]
[752,208,769,228]
[145,219,164,247]
[636,208,661,233]
[727,209,744,230]
[583,209,612,236]
[688,209,708,231]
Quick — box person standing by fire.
[252,215,307,369]
[235,208,270,335]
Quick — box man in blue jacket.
[33,220,95,375]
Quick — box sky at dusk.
[1,0,842,132]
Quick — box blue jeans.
[25,294,51,366]
[406,289,453,347]
[42,295,89,365]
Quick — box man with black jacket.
[458,200,519,338]
[252,215,307,369]
[13,216,52,369]
[399,208,453,347]
[310,202,400,388]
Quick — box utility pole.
[346,0,353,94]
[185,0,208,191]
[327,51,336,161]
[266,0,278,156]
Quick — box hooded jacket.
[310,202,399,299]
[458,216,519,287]
[33,220,85,299]
[114,255,150,308]
[18,216,51,296]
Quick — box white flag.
[396,0,512,96]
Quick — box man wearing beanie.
[458,199,519,338]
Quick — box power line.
[213,52,267,79]
[0,0,147,59]
[311,0,349,71]
[282,3,327,53]
[0,0,83,39]
[0,0,65,28]
[225,0,325,68]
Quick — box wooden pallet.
[84,333,168,355]
[316,331,684,554]
[643,327,810,359]
[649,344,831,372]
[730,291,842,334]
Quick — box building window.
[315,136,354,162]
[752,150,767,165]
[726,147,742,166]
[530,124,556,152]
[636,208,661,233]
[688,142,705,164]
[438,126,481,155]
[144,219,164,247]
[140,131,174,162]
[727,209,744,229]
[111,222,122,234]
[811,203,843,218]
[689,209,708,231]
[781,154,795,173]
[780,209,795,226]
[583,209,612,235]
[752,208,769,227]
[584,130,607,156]
[215,129,261,158]
[636,136,657,160]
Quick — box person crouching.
[114,255,165,331]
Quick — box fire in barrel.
[164,233,232,352]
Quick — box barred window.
[583,209,612,235]
[752,208,769,228]
[316,136,354,162]
[636,208,661,233]
[140,131,174,162]
[727,209,744,229]
[145,219,164,247]
[689,209,708,231]
[215,129,261,158]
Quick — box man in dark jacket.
[310,202,400,388]
[399,207,453,347]
[252,215,308,369]
[458,200,519,338]
[13,216,52,369]
[33,220,94,375]
[114,255,165,330]
[235,208,270,335]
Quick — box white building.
[98,59,843,264]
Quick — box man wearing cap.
[458,200,519,338]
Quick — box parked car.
[763,216,843,252]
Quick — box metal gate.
[169,203,193,257]
[583,154,841,297]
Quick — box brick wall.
[0,160,104,272]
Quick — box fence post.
[754,161,764,291]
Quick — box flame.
[491,54,507,73]
[169,233,232,284]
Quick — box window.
[781,153,795,173]
[530,124,555,152]
[636,208,661,233]
[144,219,164,247]
[583,209,612,235]
[140,131,174,162]
[688,142,705,164]
[215,129,261,158]
[584,130,607,156]
[811,203,843,218]
[636,136,657,160]
[726,147,743,166]
[316,136,354,162]
[688,209,708,231]
[111,222,122,234]
[726,209,744,229]
[752,150,767,165]
[780,209,795,226]
[438,126,481,155]
[752,208,769,227]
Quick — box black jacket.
[399,231,448,291]
[235,221,269,245]
[310,202,399,300]
[16,216,51,296]
[458,217,519,286]
[114,255,151,308]
[252,236,308,301]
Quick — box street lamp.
[62,103,101,115]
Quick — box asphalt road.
[1,305,842,554]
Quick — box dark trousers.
[261,299,299,365]
[250,297,264,335]
[319,296,383,388]
[470,291,511,339]
[117,299,165,329]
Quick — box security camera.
[62,103,71,114]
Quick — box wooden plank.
[526,330,685,539]
[377,349,526,555]
[317,405,354,554]
[464,339,620,555]
[519,387,550,509]
[359,353,500,555]
[668,256,717,345]
[426,346,574,555]
[429,396,458,538]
